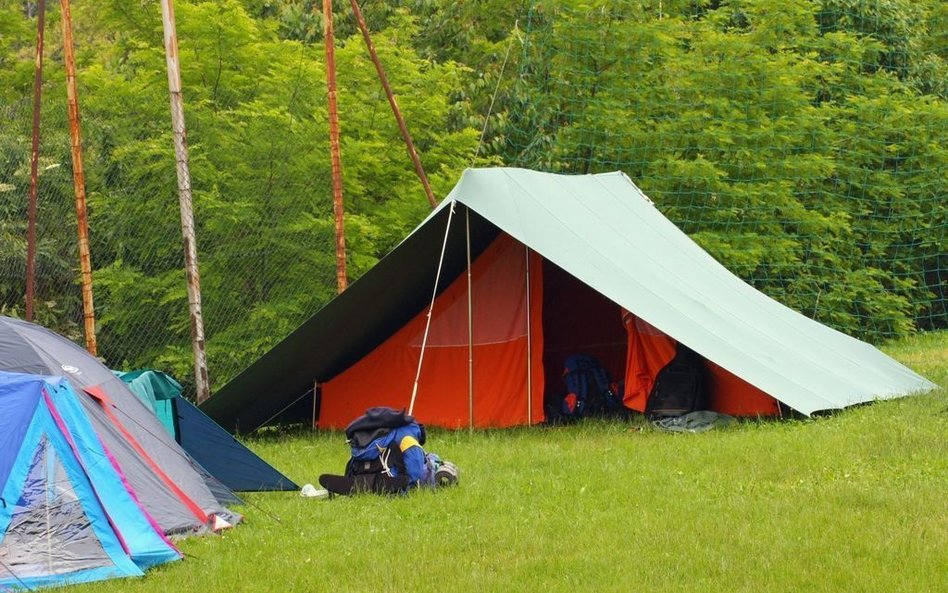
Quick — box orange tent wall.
[322,234,779,428]
[320,234,546,429]
[621,312,780,417]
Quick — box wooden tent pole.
[312,380,319,430]
[160,0,210,403]
[466,207,474,429]
[323,0,348,293]
[26,0,47,323]
[348,0,437,209]
[60,0,96,356]
[525,245,533,425]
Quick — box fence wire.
[0,0,945,399]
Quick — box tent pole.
[466,207,474,429]
[525,245,533,425]
[60,0,97,356]
[26,0,46,323]
[312,380,319,431]
[348,0,437,209]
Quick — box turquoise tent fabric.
[115,369,179,436]
[117,370,297,492]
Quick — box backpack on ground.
[558,354,624,420]
[319,407,423,495]
[645,344,707,419]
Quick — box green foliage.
[0,0,944,390]
[506,0,947,341]
[1,0,486,391]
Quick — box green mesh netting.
[504,0,946,342]
[1,0,944,396]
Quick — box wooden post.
[26,0,47,322]
[160,0,210,402]
[348,0,437,209]
[525,245,533,425]
[466,207,474,429]
[60,0,96,355]
[323,0,348,293]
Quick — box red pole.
[60,0,97,356]
[26,0,47,322]
[323,0,348,293]
[349,0,437,209]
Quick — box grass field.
[82,332,946,593]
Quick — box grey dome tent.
[0,315,239,535]
[202,168,936,431]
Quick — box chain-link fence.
[504,0,946,339]
[1,0,945,399]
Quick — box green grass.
[82,332,947,593]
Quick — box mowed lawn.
[82,332,947,593]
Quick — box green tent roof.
[203,168,936,431]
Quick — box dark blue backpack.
[560,354,623,418]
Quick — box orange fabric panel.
[321,234,545,428]
[705,362,781,417]
[621,310,677,412]
[621,311,779,417]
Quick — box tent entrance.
[540,260,627,407]
[1,436,113,579]
[539,258,781,418]
[319,229,781,428]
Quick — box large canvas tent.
[204,168,936,431]
[0,371,181,589]
[117,369,297,492]
[0,316,239,535]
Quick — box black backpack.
[645,344,707,418]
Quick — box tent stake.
[60,0,97,356]
[26,0,47,323]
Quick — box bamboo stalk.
[323,0,348,293]
[60,0,96,355]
